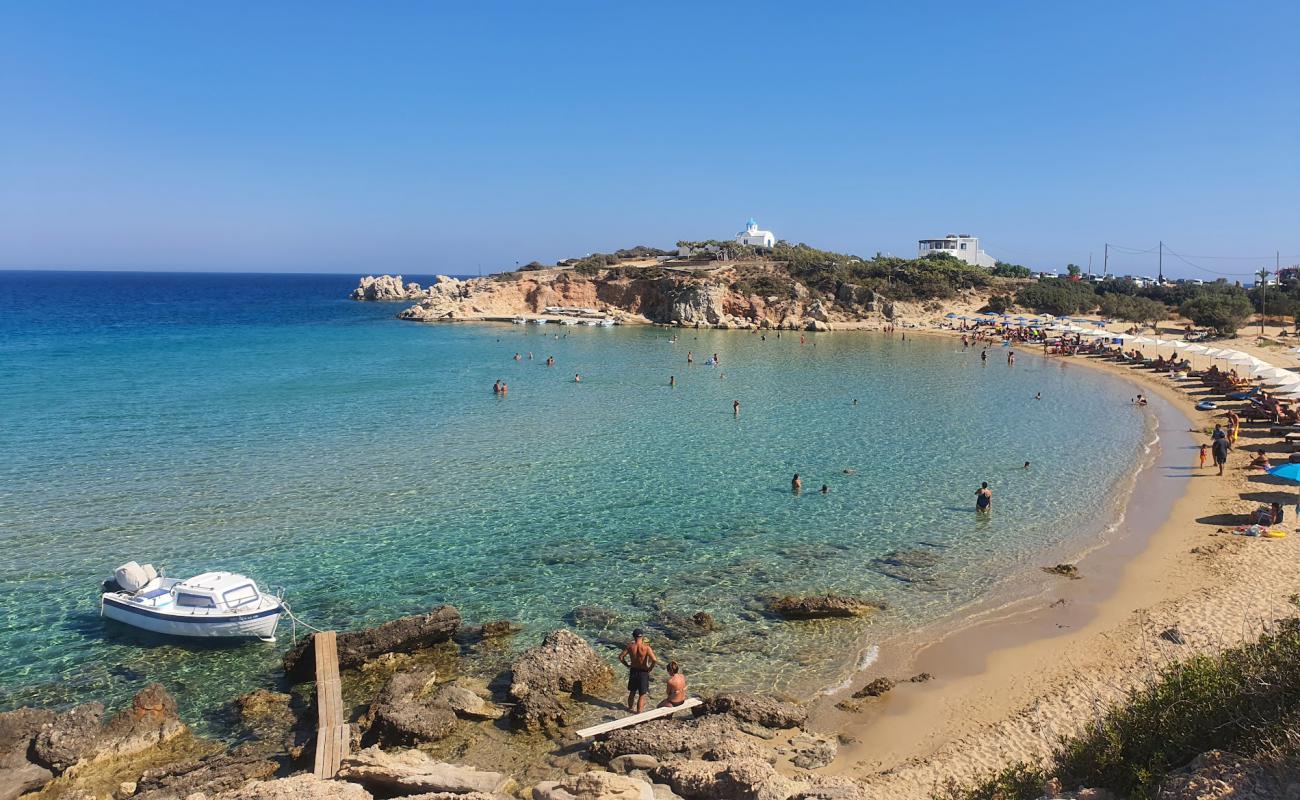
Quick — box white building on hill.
[736,218,775,248]
[917,234,996,268]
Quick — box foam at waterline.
[821,645,880,695]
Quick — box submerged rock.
[850,678,894,699]
[569,606,622,629]
[284,605,461,682]
[89,682,187,765]
[339,746,515,796]
[1043,564,1080,579]
[765,595,881,620]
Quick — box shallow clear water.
[0,271,1149,726]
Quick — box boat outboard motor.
[113,561,149,593]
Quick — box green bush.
[985,294,1013,314]
[991,261,1034,279]
[953,618,1300,800]
[1180,293,1253,335]
[1015,278,1098,316]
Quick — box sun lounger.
[574,697,703,738]
[1227,387,1261,400]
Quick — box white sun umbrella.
[1267,372,1300,388]
[1133,336,1156,345]
[1250,362,1280,376]
[1185,344,1209,354]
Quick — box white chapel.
[735,218,775,248]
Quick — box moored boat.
[100,561,283,642]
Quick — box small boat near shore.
[100,561,283,642]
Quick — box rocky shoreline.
[4,597,889,800]
[349,269,916,332]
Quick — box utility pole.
[1103,243,1109,278]
[1087,252,1092,278]
[1158,241,1163,284]
[1259,266,1270,335]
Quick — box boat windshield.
[175,592,216,608]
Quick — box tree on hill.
[990,261,1033,279]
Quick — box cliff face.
[357,266,912,330]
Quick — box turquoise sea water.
[0,271,1150,726]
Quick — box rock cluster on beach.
[4,605,883,800]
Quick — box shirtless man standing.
[619,629,657,712]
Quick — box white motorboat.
[100,561,283,642]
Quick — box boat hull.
[101,595,281,641]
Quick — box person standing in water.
[975,482,992,512]
[980,349,988,363]
[792,473,802,493]
[670,375,676,387]
[619,629,657,713]
[733,400,740,416]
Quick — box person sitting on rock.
[658,661,687,708]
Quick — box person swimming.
[820,484,829,494]
[1023,461,1030,470]
[573,374,581,383]
[975,482,992,512]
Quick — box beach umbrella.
[1250,362,1281,376]
[1266,464,1300,509]
[1185,344,1208,353]
[1171,340,1192,349]
[1133,336,1155,345]
[1268,372,1300,388]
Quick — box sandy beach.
[797,320,1300,798]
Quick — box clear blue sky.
[2,1,1297,277]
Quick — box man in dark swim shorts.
[619,629,658,713]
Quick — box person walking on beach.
[792,473,802,493]
[1212,435,1231,476]
[658,661,687,708]
[1199,443,1209,470]
[975,482,992,513]
[619,629,657,713]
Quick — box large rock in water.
[533,771,655,800]
[765,595,881,620]
[365,668,458,747]
[283,605,461,682]
[508,629,613,699]
[507,629,613,732]
[0,707,57,800]
[351,274,424,301]
[339,746,516,796]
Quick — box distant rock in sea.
[351,275,428,301]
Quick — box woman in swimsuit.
[975,482,992,513]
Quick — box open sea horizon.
[0,270,1151,731]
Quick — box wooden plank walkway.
[312,631,349,779]
[575,697,702,738]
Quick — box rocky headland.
[351,264,930,331]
